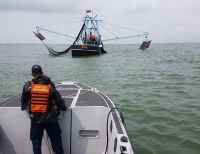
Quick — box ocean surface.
[0,43,200,154]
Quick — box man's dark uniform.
[21,65,67,154]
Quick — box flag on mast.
[86,9,91,13]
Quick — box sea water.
[0,43,200,154]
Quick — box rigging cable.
[102,21,148,33]
[38,16,82,28]
[99,22,148,42]
[103,34,148,42]
[37,27,76,39]
[99,23,119,38]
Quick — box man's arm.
[51,82,67,111]
[21,82,31,110]
[54,90,67,111]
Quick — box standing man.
[21,65,67,154]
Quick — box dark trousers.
[30,122,64,154]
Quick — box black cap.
[31,65,43,74]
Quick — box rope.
[98,21,148,42]
[99,23,119,38]
[37,16,82,28]
[102,21,147,33]
[103,34,147,42]
[37,27,76,39]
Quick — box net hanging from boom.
[33,23,85,56]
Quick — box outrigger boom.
[33,10,151,56]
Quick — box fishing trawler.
[33,10,150,57]
[34,10,107,57]
[70,10,107,56]
[0,82,134,154]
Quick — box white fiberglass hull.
[0,82,134,154]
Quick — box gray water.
[0,43,200,154]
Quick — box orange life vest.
[31,83,51,112]
[88,32,96,41]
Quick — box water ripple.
[1,44,200,154]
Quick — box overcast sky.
[0,0,200,43]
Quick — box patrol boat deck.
[0,82,134,154]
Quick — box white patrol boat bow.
[0,82,134,154]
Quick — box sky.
[0,0,200,44]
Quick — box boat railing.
[86,40,100,46]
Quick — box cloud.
[0,0,160,14]
[0,0,80,13]
[0,0,200,43]
[1,0,200,16]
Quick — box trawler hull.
[71,44,106,57]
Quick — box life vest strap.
[31,101,48,105]
[31,104,47,113]
[31,93,49,96]
[32,97,48,101]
